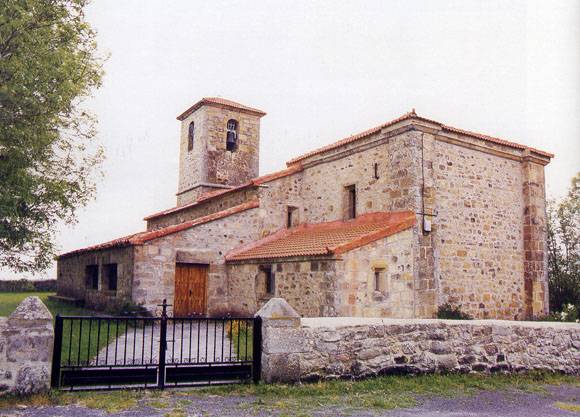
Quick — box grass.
[0,372,578,413]
[228,319,253,360]
[193,372,580,412]
[554,401,580,412]
[0,291,54,316]
[0,291,128,365]
[59,316,129,366]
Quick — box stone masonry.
[257,298,580,383]
[0,297,54,395]
[56,98,553,320]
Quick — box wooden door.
[174,263,208,316]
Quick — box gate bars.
[51,300,262,390]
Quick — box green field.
[0,291,55,316]
[0,291,127,365]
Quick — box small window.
[259,265,275,295]
[85,265,99,290]
[287,206,298,228]
[374,268,386,292]
[345,184,357,219]
[103,263,118,291]
[373,162,379,180]
[187,122,195,151]
[226,119,238,151]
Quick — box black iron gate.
[50,300,262,390]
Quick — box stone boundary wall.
[257,298,580,383]
[0,297,54,395]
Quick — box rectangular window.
[345,184,357,219]
[85,265,99,290]
[287,206,298,228]
[261,265,275,295]
[374,268,386,292]
[103,263,118,291]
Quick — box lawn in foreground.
[1,372,578,413]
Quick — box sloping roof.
[144,164,303,221]
[59,200,260,259]
[226,211,416,262]
[286,110,554,165]
[176,97,266,121]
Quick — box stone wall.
[430,134,528,319]
[176,104,262,206]
[227,258,340,317]
[227,228,416,318]
[337,228,416,318]
[176,105,208,204]
[298,129,421,224]
[521,152,549,317]
[147,188,259,230]
[0,297,53,395]
[56,246,135,311]
[133,206,263,315]
[257,299,579,383]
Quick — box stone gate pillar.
[0,296,54,395]
[255,298,303,383]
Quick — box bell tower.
[175,97,266,206]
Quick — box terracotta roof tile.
[177,97,266,121]
[59,200,260,259]
[226,211,416,262]
[286,111,553,165]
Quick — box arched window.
[226,119,238,151]
[187,122,195,151]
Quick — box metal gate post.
[252,316,262,384]
[158,299,169,389]
[50,315,63,388]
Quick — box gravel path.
[2,384,579,417]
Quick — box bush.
[437,303,472,320]
[538,304,579,323]
[0,279,56,292]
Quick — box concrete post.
[255,298,303,383]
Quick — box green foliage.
[436,302,472,320]
[540,304,579,323]
[0,0,104,272]
[226,319,253,359]
[547,172,580,314]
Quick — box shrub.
[437,303,472,320]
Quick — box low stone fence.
[257,298,580,383]
[0,297,54,395]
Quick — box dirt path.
[3,384,579,417]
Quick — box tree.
[0,0,104,272]
[547,172,580,313]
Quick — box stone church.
[56,97,553,320]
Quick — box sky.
[6,0,580,279]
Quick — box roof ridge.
[286,111,553,165]
[144,164,304,221]
[176,97,266,121]
[59,199,260,259]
